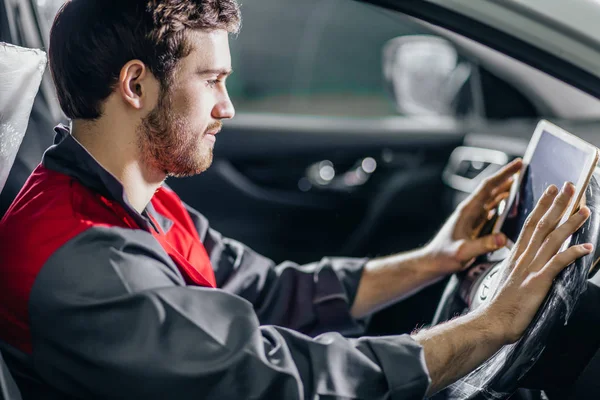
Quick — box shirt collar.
[43,124,160,232]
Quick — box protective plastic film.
[0,43,47,194]
[432,176,600,399]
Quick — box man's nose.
[212,91,235,120]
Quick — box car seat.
[0,41,47,400]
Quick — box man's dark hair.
[48,0,241,120]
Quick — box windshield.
[506,0,600,45]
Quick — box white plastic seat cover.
[0,42,47,195]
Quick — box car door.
[167,0,466,265]
[165,0,541,334]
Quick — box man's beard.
[137,91,221,178]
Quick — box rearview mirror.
[383,35,475,117]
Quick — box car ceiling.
[421,0,600,82]
[413,18,600,120]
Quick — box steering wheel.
[429,176,600,400]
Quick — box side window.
[31,0,538,120]
[227,0,429,117]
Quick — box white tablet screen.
[501,130,592,244]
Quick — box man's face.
[138,30,235,177]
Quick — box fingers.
[531,206,591,271]
[469,159,522,207]
[456,233,507,263]
[473,180,513,232]
[485,159,522,191]
[484,192,510,212]
[512,184,558,260]
[542,243,594,279]
[490,177,515,200]
[519,183,575,266]
[463,160,522,229]
[473,208,498,238]
[483,178,513,213]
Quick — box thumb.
[458,233,506,262]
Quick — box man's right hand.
[414,181,593,397]
[485,181,592,344]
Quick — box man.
[0,0,593,399]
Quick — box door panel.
[168,114,464,264]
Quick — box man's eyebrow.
[197,68,233,76]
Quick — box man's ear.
[118,60,148,110]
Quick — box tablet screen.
[501,130,592,244]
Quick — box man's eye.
[207,79,220,88]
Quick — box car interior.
[2,0,600,399]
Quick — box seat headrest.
[0,43,47,195]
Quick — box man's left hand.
[351,159,523,318]
[424,159,523,275]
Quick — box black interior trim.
[218,114,465,158]
[487,0,600,54]
[213,160,338,209]
[359,0,600,101]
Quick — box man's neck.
[71,120,166,213]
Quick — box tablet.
[494,120,599,248]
